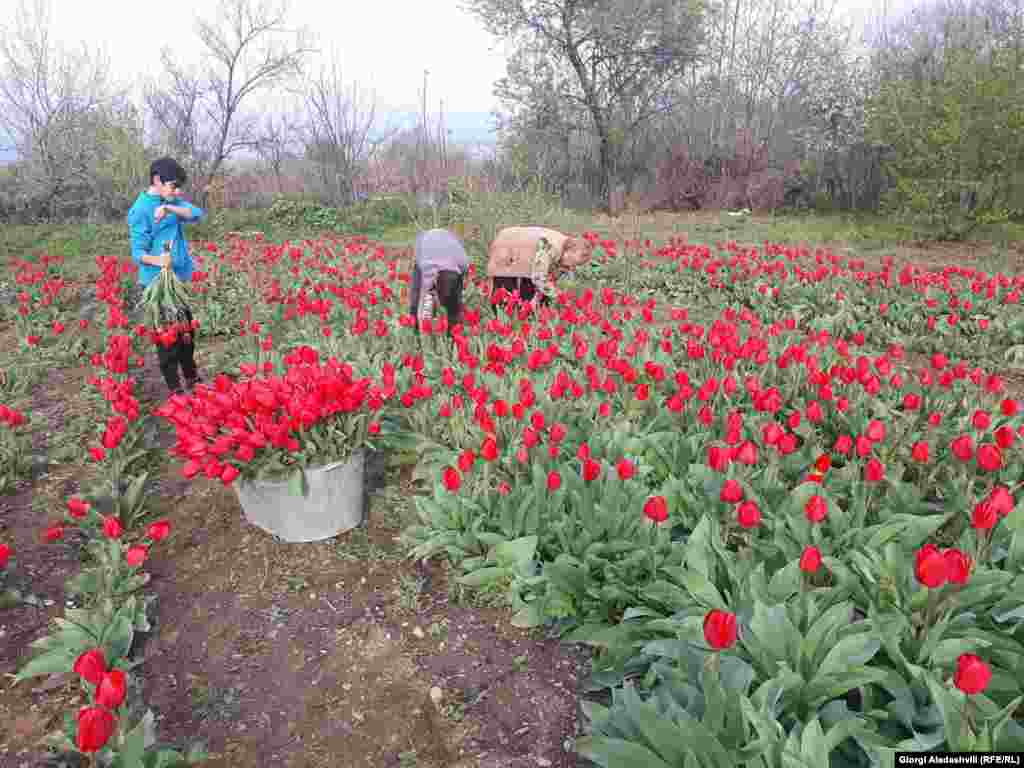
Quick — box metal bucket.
[234,450,366,542]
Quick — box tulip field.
[3,226,1024,767]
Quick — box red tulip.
[972,410,991,431]
[799,546,822,574]
[864,458,885,482]
[125,545,148,568]
[951,434,974,462]
[707,445,730,472]
[147,520,171,541]
[988,485,1015,517]
[616,457,636,480]
[814,454,831,473]
[481,437,499,461]
[96,669,127,709]
[547,471,561,492]
[976,444,1002,473]
[734,440,758,465]
[643,496,668,523]
[442,466,461,492]
[703,609,738,650]
[972,501,998,531]
[102,516,124,539]
[943,548,972,585]
[866,419,886,442]
[0,542,10,569]
[805,401,824,423]
[762,422,783,445]
[911,441,930,463]
[736,500,761,528]
[953,654,992,695]
[77,706,116,753]
[67,497,91,519]
[220,464,240,485]
[530,410,546,430]
[73,648,107,685]
[458,449,476,472]
[582,458,601,482]
[720,479,744,504]
[994,426,1015,449]
[915,544,948,588]
[804,494,828,523]
[855,435,872,458]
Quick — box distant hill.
[380,110,499,145]
[0,111,500,166]
[0,141,15,165]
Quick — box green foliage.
[0,410,32,493]
[868,44,1024,240]
[265,194,417,237]
[443,175,565,267]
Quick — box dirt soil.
[0,321,591,768]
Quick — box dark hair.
[149,157,187,185]
[435,270,464,329]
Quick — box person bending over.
[485,226,593,312]
[410,228,470,334]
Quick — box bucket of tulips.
[155,344,404,542]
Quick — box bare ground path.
[1,322,589,768]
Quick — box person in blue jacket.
[127,157,206,395]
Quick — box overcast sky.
[18,0,903,147]
[42,0,512,115]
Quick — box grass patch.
[2,208,1022,283]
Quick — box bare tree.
[146,0,314,205]
[0,0,133,219]
[298,53,395,205]
[144,50,210,180]
[464,0,706,211]
[254,109,301,192]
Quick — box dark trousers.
[128,282,198,393]
[410,264,464,333]
[490,277,549,314]
[157,305,198,392]
[409,264,424,319]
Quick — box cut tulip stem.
[923,587,941,636]
[964,696,977,744]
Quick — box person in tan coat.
[485,226,593,311]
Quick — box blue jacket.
[127,191,206,287]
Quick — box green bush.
[265,194,417,236]
[443,176,565,267]
[868,45,1024,240]
[265,195,331,229]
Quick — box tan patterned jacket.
[486,227,591,300]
